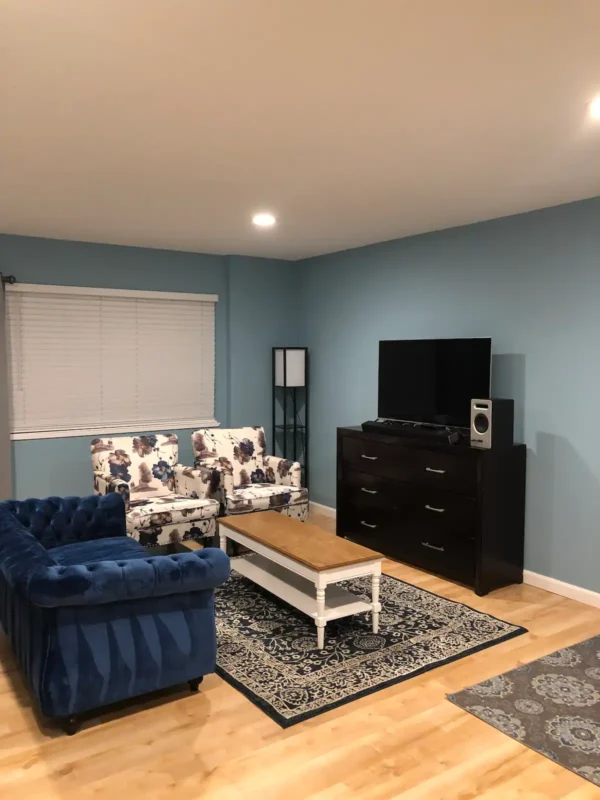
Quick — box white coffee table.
[218,511,383,649]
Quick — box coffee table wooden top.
[219,511,382,570]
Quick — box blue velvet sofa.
[0,494,230,734]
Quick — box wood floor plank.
[0,511,598,799]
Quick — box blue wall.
[228,256,302,449]
[301,197,600,593]
[0,236,296,498]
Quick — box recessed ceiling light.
[589,96,600,120]
[252,212,276,228]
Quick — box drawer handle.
[361,454,379,461]
[361,487,378,495]
[360,520,377,529]
[425,504,445,513]
[425,467,446,474]
[421,541,445,552]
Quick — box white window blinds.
[6,284,218,439]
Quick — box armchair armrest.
[25,548,231,608]
[173,463,219,499]
[263,456,302,488]
[93,472,130,509]
[192,457,235,496]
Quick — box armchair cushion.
[91,434,179,500]
[192,427,267,487]
[227,484,308,514]
[126,495,219,532]
[50,536,147,566]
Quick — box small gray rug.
[214,569,526,727]
[448,635,600,787]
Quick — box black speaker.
[470,398,514,449]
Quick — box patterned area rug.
[448,635,600,787]
[214,568,526,727]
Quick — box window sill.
[11,420,220,441]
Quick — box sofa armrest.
[25,547,231,608]
[93,472,130,509]
[192,458,235,496]
[263,456,302,488]
[173,463,219,500]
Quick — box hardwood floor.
[1,512,599,799]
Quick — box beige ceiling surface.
[2,0,600,259]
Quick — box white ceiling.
[2,0,600,260]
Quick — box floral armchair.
[91,433,221,547]
[191,426,308,521]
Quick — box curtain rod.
[1,274,16,285]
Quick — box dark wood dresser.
[336,426,526,595]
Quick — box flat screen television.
[378,338,491,429]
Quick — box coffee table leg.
[219,524,227,553]
[372,573,381,634]
[316,587,326,649]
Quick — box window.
[6,284,218,439]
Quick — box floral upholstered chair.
[91,433,221,547]
[191,427,308,521]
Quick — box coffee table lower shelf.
[234,554,373,622]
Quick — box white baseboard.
[523,570,600,609]
[309,501,337,519]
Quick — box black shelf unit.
[272,347,309,488]
[275,424,306,431]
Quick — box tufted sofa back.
[91,434,179,500]
[0,494,126,550]
[0,495,230,615]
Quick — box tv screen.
[378,338,491,428]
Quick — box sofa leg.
[59,715,81,736]
[188,676,204,692]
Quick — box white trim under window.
[6,284,219,440]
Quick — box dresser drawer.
[343,505,390,538]
[343,470,407,510]
[415,449,477,495]
[341,489,475,541]
[401,529,476,585]
[341,504,475,586]
[414,489,476,540]
[341,497,428,546]
[341,436,416,481]
[341,505,397,550]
